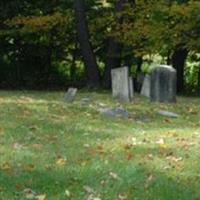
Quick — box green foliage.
[116,0,200,56]
[0,0,200,90]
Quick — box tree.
[74,0,100,88]
[103,0,136,88]
[113,0,200,92]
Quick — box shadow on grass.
[0,151,199,200]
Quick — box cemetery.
[1,0,200,199]
[0,85,200,199]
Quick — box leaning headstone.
[140,74,151,98]
[111,67,133,102]
[150,65,177,103]
[64,87,77,103]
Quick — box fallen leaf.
[166,156,183,162]
[156,138,164,145]
[15,183,23,190]
[188,108,198,114]
[23,188,37,200]
[109,172,120,180]
[36,194,46,200]
[56,158,66,166]
[97,144,105,154]
[118,194,127,200]
[32,144,43,150]
[164,118,172,123]
[1,162,11,171]
[83,186,94,194]
[12,143,23,150]
[86,194,101,200]
[23,164,35,172]
[0,128,4,136]
[126,152,133,160]
[159,143,168,149]
[65,190,71,197]
[123,143,132,150]
[100,180,107,186]
[145,174,154,188]
[147,154,154,160]
[83,144,90,148]
[80,161,88,167]
[29,125,39,131]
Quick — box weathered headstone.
[140,74,151,98]
[64,87,77,103]
[111,67,133,102]
[150,65,177,103]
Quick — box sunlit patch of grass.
[0,90,200,199]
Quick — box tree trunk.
[70,44,78,83]
[104,38,122,88]
[136,56,143,73]
[103,0,133,89]
[166,50,171,65]
[74,0,100,88]
[134,56,143,92]
[171,47,188,93]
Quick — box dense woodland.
[0,0,200,93]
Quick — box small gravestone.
[150,65,177,103]
[141,74,151,98]
[111,67,133,102]
[158,110,179,118]
[64,87,77,103]
[99,107,129,118]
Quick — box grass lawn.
[0,90,200,200]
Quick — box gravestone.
[158,110,179,118]
[140,74,151,98]
[150,65,177,103]
[111,67,133,102]
[99,107,130,118]
[129,77,134,99]
[64,87,77,103]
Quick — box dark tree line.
[0,0,200,93]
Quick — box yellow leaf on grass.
[159,144,168,149]
[23,164,35,172]
[36,194,46,200]
[1,163,11,170]
[65,190,71,197]
[56,158,66,166]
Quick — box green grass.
[0,90,200,200]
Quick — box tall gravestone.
[150,65,177,103]
[111,67,133,102]
[141,74,151,98]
